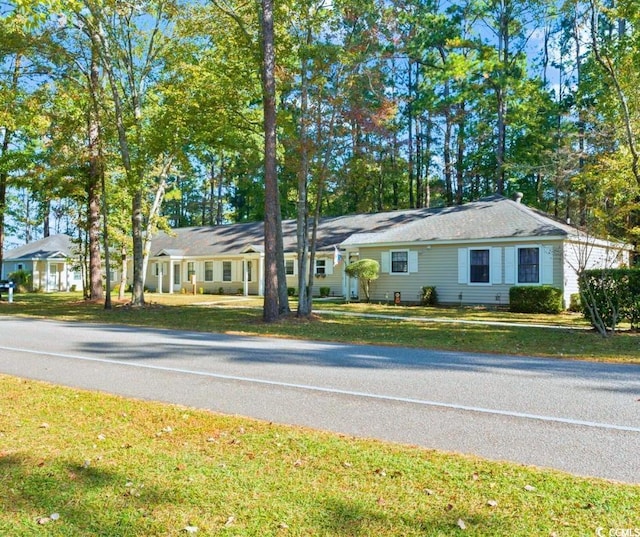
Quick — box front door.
[173,263,181,292]
[48,263,62,292]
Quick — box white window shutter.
[541,245,553,284]
[325,259,333,275]
[504,247,515,284]
[409,251,419,273]
[381,251,390,273]
[458,248,468,284]
[491,247,502,284]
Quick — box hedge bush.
[579,269,640,331]
[509,286,563,314]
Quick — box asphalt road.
[1,316,639,484]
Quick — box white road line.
[2,344,639,434]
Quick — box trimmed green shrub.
[420,286,438,306]
[568,293,582,313]
[287,287,296,297]
[344,259,380,302]
[579,269,640,332]
[319,286,330,298]
[509,286,563,314]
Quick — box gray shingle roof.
[3,234,75,260]
[341,195,574,246]
[151,207,430,256]
[150,195,578,256]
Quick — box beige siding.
[358,241,565,306]
[285,254,343,298]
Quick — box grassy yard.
[1,292,638,364]
[1,375,638,537]
[1,293,639,535]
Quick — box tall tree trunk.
[407,60,415,208]
[296,28,311,317]
[443,107,453,206]
[119,244,127,301]
[87,41,104,301]
[455,103,466,205]
[495,0,511,196]
[260,0,281,322]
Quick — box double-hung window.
[204,261,214,282]
[391,251,408,274]
[285,259,295,275]
[222,261,232,282]
[315,259,326,275]
[518,247,540,283]
[469,249,490,283]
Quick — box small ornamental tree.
[344,259,379,302]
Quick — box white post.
[243,261,249,296]
[158,267,163,294]
[258,255,265,296]
[8,283,13,303]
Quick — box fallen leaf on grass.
[183,526,198,533]
[487,500,498,507]
[457,518,467,530]
[524,484,536,492]
[224,516,235,527]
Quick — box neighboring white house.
[1,234,84,292]
[147,194,634,308]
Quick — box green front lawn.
[1,375,638,536]
[1,292,638,364]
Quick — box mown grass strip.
[1,375,638,537]
[1,293,638,364]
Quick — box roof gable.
[3,234,76,260]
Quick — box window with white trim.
[315,259,326,275]
[391,251,408,273]
[518,247,539,283]
[187,262,195,279]
[204,261,214,282]
[382,250,418,275]
[222,261,232,282]
[285,259,295,275]
[246,261,252,282]
[154,262,167,276]
[469,249,490,283]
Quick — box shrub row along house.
[2,195,633,307]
